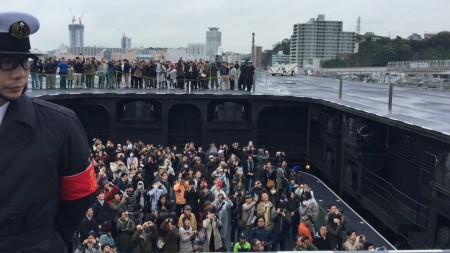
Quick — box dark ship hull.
[31,75,450,249]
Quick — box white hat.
[0,12,41,55]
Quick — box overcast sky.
[4,0,450,53]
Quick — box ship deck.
[27,74,450,142]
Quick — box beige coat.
[202,218,223,251]
[256,201,277,229]
[179,226,193,253]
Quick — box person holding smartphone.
[132,221,157,253]
[75,232,101,253]
[343,230,365,251]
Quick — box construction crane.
[69,9,76,24]
[118,28,125,37]
[78,11,84,25]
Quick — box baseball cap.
[193,238,204,245]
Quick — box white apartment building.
[290,15,355,67]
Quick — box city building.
[59,47,135,61]
[272,51,290,64]
[54,46,186,62]
[206,27,221,62]
[68,23,84,48]
[166,48,187,62]
[290,14,356,67]
[253,46,262,67]
[136,48,156,61]
[187,43,206,61]
[121,35,132,49]
[223,52,243,64]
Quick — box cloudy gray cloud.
[4,0,450,53]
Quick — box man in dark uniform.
[0,12,97,253]
[245,61,255,92]
[238,60,247,91]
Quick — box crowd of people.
[0,11,388,253]
[29,56,257,92]
[71,138,384,253]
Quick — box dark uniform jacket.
[91,199,113,224]
[0,95,96,253]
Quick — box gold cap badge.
[9,21,30,39]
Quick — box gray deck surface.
[27,74,450,140]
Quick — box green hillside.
[322,31,450,68]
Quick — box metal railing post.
[339,77,343,99]
[388,83,393,111]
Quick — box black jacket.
[270,211,291,234]
[78,216,100,242]
[123,62,132,73]
[73,61,84,73]
[0,95,95,252]
[184,189,201,212]
[91,200,112,224]
[313,235,333,250]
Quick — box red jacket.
[105,184,119,206]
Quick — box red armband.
[60,163,98,200]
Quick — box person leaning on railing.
[30,57,40,89]
[84,57,96,89]
[57,57,69,89]
[97,59,107,89]
[73,55,85,88]
[44,57,57,89]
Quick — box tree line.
[322,31,450,68]
[261,31,450,68]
